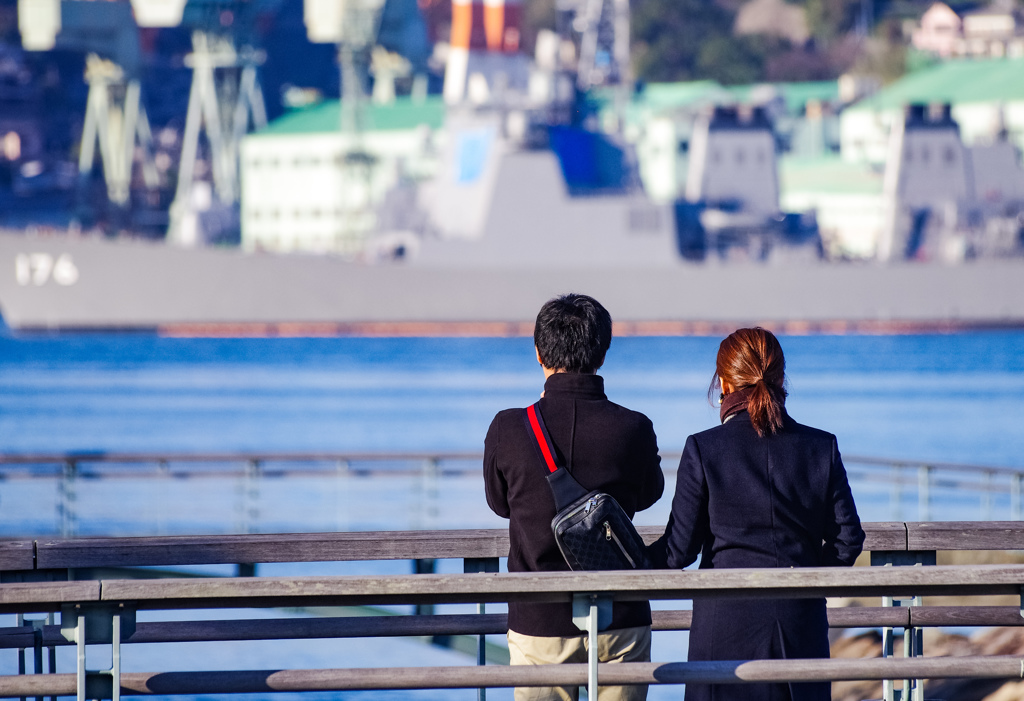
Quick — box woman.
[652,327,864,701]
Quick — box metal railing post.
[587,602,598,700]
[983,470,994,520]
[881,594,895,701]
[156,460,170,535]
[58,460,78,538]
[335,459,350,532]
[47,612,57,701]
[236,459,261,534]
[61,603,135,701]
[465,557,500,701]
[890,465,901,521]
[73,611,85,701]
[917,465,931,522]
[911,595,924,701]
[247,459,261,534]
[422,458,439,530]
[32,619,44,701]
[572,594,612,701]
[1014,472,1023,521]
[872,550,935,701]
[16,613,25,701]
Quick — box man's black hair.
[534,294,612,373]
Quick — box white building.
[240,97,445,256]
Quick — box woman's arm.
[660,435,709,569]
[821,437,865,566]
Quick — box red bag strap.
[526,403,560,474]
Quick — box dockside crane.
[18,0,159,213]
[18,0,278,244]
[160,0,280,246]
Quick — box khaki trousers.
[506,625,651,701]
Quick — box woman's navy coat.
[650,410,864,701]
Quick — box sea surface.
[1,330,1023,699]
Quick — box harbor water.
[2,329,1024,699]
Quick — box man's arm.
[633,415,664,513]
[483,414,510,519]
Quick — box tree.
[632,0,766,83]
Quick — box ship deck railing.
[4,522,1024,701]
[0,452,1021,535]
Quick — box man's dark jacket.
[484,372,664,638]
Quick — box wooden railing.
[3,522,1024,701]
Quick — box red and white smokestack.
[443,0,522,103]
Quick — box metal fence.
[0,452,1021,537]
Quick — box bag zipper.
[603,521,637,568]
[559,497,598,526]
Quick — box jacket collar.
[543,372,607,400]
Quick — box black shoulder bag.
[524,402,649,570]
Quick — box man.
[483,293,664,701]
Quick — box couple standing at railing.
[483,294,866,701]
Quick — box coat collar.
[543,372,607,400]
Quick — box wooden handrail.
[2,521,1023,572]
[5,565,1024,613]
[906,521,1024,550]
[0,541,33,571]
[26,523,906,569]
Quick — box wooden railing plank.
[862,522,907,551]
[92,565,1024,610]
[0,580,99,612]
[36,529,511,568]
[907,521,1024,551]
[32,523,912,572]
[910,606,1024,627]
[0,541,34,572]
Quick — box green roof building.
[840,58,1024,163]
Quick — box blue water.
[2,331,1023,699]
[2,331,1023,463]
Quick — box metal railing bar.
[0,451,1019,476]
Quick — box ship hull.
[1,232,1023,335]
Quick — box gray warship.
[2,0,1023,334]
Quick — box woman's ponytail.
[747,377,785,437]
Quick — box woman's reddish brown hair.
[711,327,787,437]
